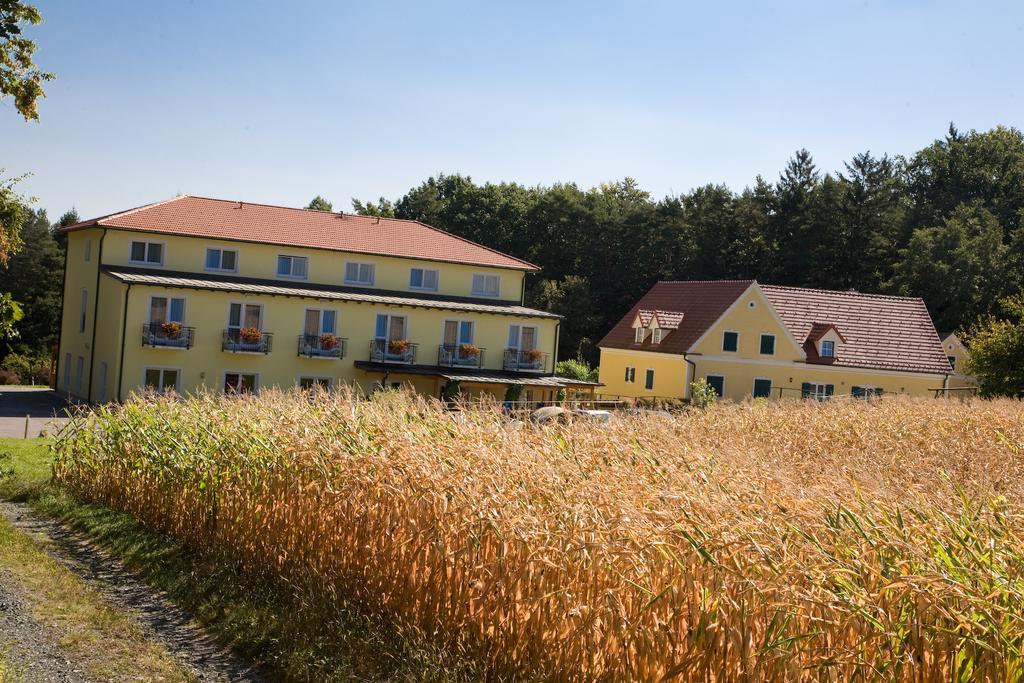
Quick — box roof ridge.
[761,283,924,302]
[62,195,189,231]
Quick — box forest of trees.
[343,125,1024,366]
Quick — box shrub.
[689,377,717,408]
[554,358,599,383]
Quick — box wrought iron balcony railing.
[438,344,485,369]
[369,339,417,364]
[297,334,347,359]
[141,322,194,349]
[503,348,547,373]
[222,328,273,354]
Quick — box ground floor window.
[224,372,258,394]
[801,382,834,400]
[706,375,724,398]
[852,385,883,399]
[299,376,331,390]
[644,368,655,390]
[63,352,71,389]
[144,367,180,394]
[624,366,636,383]
[75,356,84,394]
[752,377,772,398]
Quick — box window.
[706,375,724,398]
[374,313,409,360]
[759,334,776,355]
[84,239,92,262]
[801,382,833,401]
[507,324,538,351]
[227,303,263,347]
[644,369,655,391]
[471,273,500,298]
[299,377,331,390]
[375,313,407,341]
[149,296,185,324]
[723,331,738,353]
[852,386,883,399]
[75,356,84,394]
[821,340,835,358]
[947,355,957,371]
[277,254,308,279]
[97,362,108,403]
[224,372,257,394]
[344,262,375,286]
[304,308,337,336]
[624,366,636,383]
[409,268,439,291]
[79,289,88,333]
[205,248,238,272]
[144,368,180,394]
[652,328,663,344]
[129,241,163,265]
[63,352,71,389]
[634,327,645,343]
[752,378,772,398]
[442,320,474,346]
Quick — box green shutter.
[852,386,864,399]
[801,382,812,398]
[825,384,834,397]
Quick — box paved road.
[0,387,77,438]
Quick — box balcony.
[222,328,273,354]
[438,344,485,370]
[503,348,547,373]
[142,322,194,349]
[369,339,417,364]
[297,333,347,359]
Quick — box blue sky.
[4,0,1023,220]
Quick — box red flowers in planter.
[388,339,410,354]
[239,327,263,344]
[319,333,339,350]
[459,343,481,358]
[160,321,183,339]
[525,349,545,362]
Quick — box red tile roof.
[761,285,951,374]
[805,322,847,343]
[599,280,755,353]
[637,309,684,329]
[63,195,538,271]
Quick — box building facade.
[598,280,953,402]
[58,195,588,403]
[940,332,978,394]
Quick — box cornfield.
[53,390,1024,680]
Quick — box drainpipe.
[85,228,108,403]
[116,282,132,402]
[552,321,560,374]
[683,354,697,401]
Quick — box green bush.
[555,358,599,383]
[689,378,717,409]
[0,352,50,385]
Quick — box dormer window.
[634,327,645,343]
[652,328,663,344]
[821,340,835,357]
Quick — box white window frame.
[409,267,439,292]
[223,371,260,395]
[84,239,92,262]
[624,366,636,383]
[303,307,338,335]
[129,240,165,266]
[344,261,376,286]
[471,272,501,298]
[75,356,84,395]
[227,301,264,332]
[634,327,645,343]
[507,324,539,350]
[852,384,881,400]
[722,330,739,353]
[142,366,182,394]
[298,376,333,390]
[148,294,186,324]
[752,377,773,399]
[79,289,88,333]
[759,333,776,356]
[441,319,475,345]
[807,381,829,401]
[820,340,835,357]
[205,247,239,273]
[652,328,663,344]
[276,254,309,280]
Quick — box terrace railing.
[222,329,273,354]
[297,334,347,359]
[369,339,418,364]
[438,344,485,369]
[141,322,194,349]
[503,348,547,373]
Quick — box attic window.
[821,340,835,357]
[634,327,645,343]
[652,328,663,344]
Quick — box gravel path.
[0,502,266,682]
[0,571,81,681]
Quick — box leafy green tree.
[891,204,1013,331]
[1,0,53,121]
[533,276,599,359]
[965,294,1024,397]
[306,196,333,212]
[1,208,63,351]
[554,358,599,383]
[0,292,22,339]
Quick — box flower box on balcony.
[160,321,183,339]
[319,333,339,351]
[525,349,545,362]
[239,327,263,344]
[388,339,410,354]
[459,343,481,358]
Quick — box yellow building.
[598,280,953,402]
[940,332,979,395]
[57,195,593,403]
